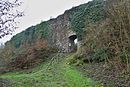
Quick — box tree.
[105,0,130,71]
[0,0,23,38]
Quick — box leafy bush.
[70,0,105,40]
[9,47,57,70]
[70,0,130,72]
[1,39,58,70]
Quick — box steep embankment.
[0,54,102,87]
[0,0,106,86]
[5,0,105,51]
[0,0,105,71]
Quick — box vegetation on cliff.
[69,0,130,86]
[0,0,130,86]
[0,0,105,68]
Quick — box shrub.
[4,39,58,70]
[9,47,57,70]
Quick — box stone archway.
[68,34,77,53]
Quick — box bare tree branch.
[0,0,24,38]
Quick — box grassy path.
[0,54,102,87]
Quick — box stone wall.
[48,12,78,52]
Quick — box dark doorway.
[68,35,77,52]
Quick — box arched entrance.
[68,35,77,52]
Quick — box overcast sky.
[0,0,92,43]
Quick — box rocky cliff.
[5,0,105,52]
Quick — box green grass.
[0,54,102,87]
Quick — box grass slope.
[0,54,102,87]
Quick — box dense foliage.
[0,0,106,70]
[71,0,130,71]
[70,0,105,40]
[5,0,105,48]
[0,0,130,86]
[8,21,51,48]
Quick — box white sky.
[0,0,91,43]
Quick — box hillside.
[0,0,105,67]
[0,54,102,87]
[5,0,105,50]
[0,0,130,86]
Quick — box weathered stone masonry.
[48,11,78,52]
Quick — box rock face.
[6,9,78,53]
[48,12,78,52]
[5,0,105,53]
